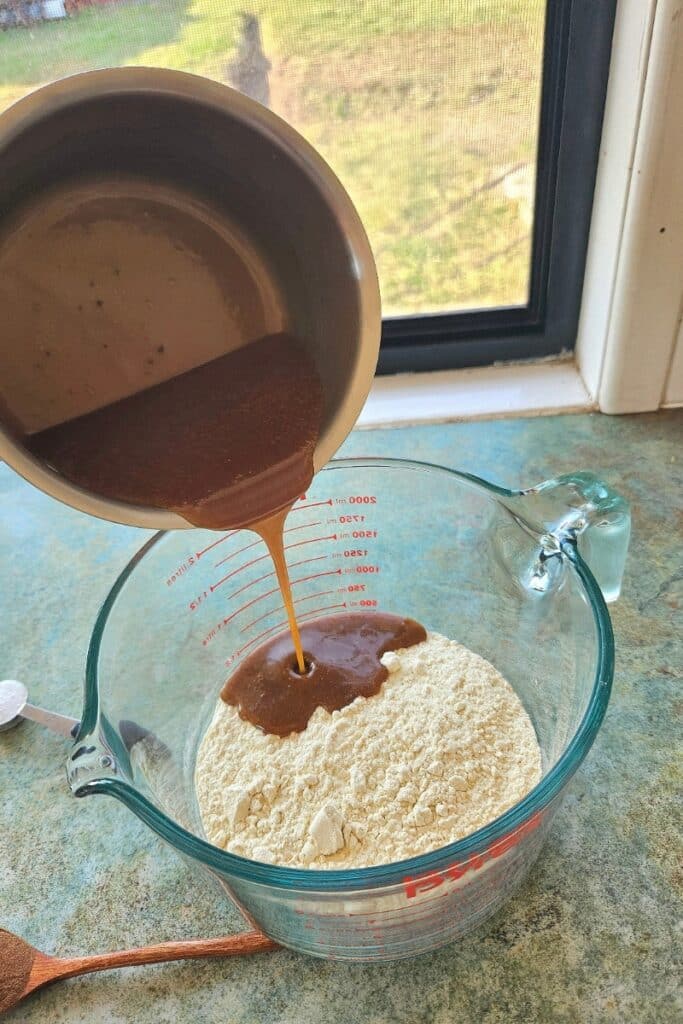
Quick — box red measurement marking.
[214,536,263,569]
[227,568,275,601]
[217,531,337,572]
[296,589,339,606]
[212,522,322,569]
[230,625,286,663]
[227,602,347,664]
[221,585,281,626]
[202,619,230,646]
[214,538,336,589]
[286,533,337,550]
[237,572,341,629]
[243,589,337,631]
[293,568,342,586]
[195,531,238,559]
[284,520,321,534]
[290,500,333,512]
[211,553,270,592]
[294,602,346,618]
[202,566,327,644]
[166,556,196,586]
[284,554,328,571]
[220,568,343,628]
[211,553,329,596]
[227,561,337,603]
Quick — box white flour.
[195,631,542,868]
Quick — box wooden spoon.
[0,926,278,1014]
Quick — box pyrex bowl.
[68,459,629,962]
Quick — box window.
[0,0,615,371]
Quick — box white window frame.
[360,0,683,428]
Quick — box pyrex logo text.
[402,811,544,899]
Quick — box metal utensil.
[0,679,78,737]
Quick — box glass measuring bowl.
[68,459,629,962]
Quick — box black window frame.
[377,0,617,375]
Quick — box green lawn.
[0,0,546,315]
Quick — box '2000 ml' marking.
[402,810,544,899]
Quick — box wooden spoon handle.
[26,930,277,993]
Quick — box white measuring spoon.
[0,679,79,738]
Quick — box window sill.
[357,358,593,429]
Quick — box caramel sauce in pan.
[28,332,322,531]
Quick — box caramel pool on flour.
[222,612,427,736]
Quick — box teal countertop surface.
[1,410,681,1023]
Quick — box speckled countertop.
[1,410,681,1023]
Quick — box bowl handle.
[503,472,631,602]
